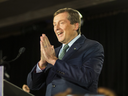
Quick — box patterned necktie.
[58,44,69,60]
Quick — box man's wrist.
[38,60,47,70]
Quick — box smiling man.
[53,11,79,44]
[27,8,104,96]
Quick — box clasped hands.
[38,34,58,69]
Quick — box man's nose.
[55,24,60,30]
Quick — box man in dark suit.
[27,8,104,96]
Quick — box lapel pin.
[74,48,76,50]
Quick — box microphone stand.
[0,47,25,66]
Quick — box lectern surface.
[4,79,34,96]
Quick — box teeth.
[57,33,61,35]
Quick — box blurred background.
[0,0,127,96]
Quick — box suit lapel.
[62,35,86,60]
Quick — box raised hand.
[40,34,58,66]
[38,35,47,69]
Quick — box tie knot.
[63,44,69,51]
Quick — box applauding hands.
[38,34,58,69]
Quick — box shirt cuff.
[36,63,43,73]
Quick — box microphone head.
[19,47,26,54]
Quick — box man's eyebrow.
[53,20,65,24]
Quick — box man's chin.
[58,38,63,43]
[58,40,64,44]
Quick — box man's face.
[53,12,78,44]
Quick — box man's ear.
[74,23,79,31]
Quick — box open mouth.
[57,32,63,37]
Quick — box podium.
[0,67,34,96]
[4,79,34,96]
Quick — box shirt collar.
[62,34,81,48]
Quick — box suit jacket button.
[52,84,56,88]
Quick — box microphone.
[0,47,26,66]
[8,47,25,63]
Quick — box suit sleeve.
[27,64,53,90]
[51,42,104,88]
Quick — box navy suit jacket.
[27,35,104,96]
